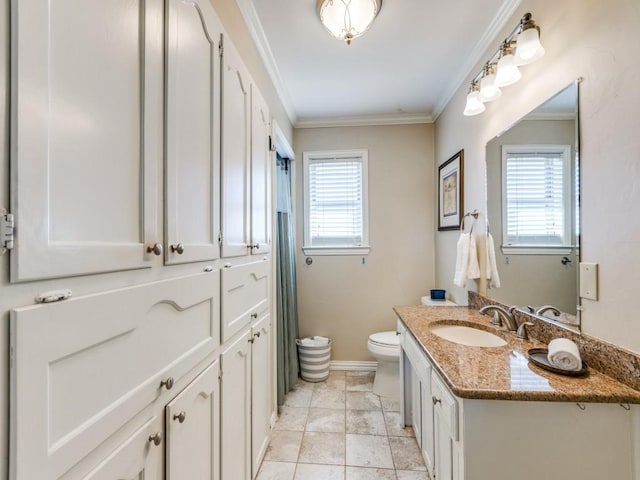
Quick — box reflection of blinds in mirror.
[502,145,571,247]
[308,157,364,246]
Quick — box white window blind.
[303,150,369,255]
[502,145,571,251]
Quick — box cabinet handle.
[254,331,261,338]
[248,337,255,344]
[251,312,258,319]
[247,243,259,250]
[160,377,175,390]
[146,243,163,256]
[170,243,185,254]
[148,432,162,446]
[432,396,441,406]
[173,411,187,423]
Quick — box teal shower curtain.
[276,155,299,406]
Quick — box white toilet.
[367,331,400,400]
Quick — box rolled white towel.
[299,338,315,346]
[547,338,582,371]
[313,336,330,345]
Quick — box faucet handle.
[491,311,502,326]
[516,322,534,340]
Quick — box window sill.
[501,245,574,255]
[302,246,371,256]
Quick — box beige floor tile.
[346,410,387,435]
[346,466,397,479]
[396,470,431,480]
[345,434,394,469]
[284,387,314,408]
[311,386,346,409]
[264,431,304,463]
[295,379,317,391]
[295,463,345,480]
[346,370,376,376]
[346,391,382,410]
[298,432,346,465]
[321,375,347,390]
[275,406,309,431]
[380,397,401,412]
[346,375,374,392]
[306,408,346,433]
[329,370,347,377]
[388,437,426,471]
[256,461,297,480]
[383,411,414,437]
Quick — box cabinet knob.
[248,337,255,344]
[173,411,187,423]
[160,377,175,390]
[254,331,261,338]
[248,243,259,250]
[170,243,185,254]
[148,432,162,446]
[432,396,441,406]
[251,312,258,319]
[146,243,163,256]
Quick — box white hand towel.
[453,233,470,287]
[467,234,481,280]
[313,336,330,345]
[486,232,501,288]
[547,338,582,371]
[300,338,315,347]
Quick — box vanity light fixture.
[317,0,382,45]
[463,12,545,116]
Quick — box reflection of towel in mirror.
[486,232,501,289]
[453,233,481,287]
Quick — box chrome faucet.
[478,305,518,332]
[536,305,561,316]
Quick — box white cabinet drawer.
[10,272,220,480]
[431,371,459,441]
[221,259,269,341]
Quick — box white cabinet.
[221,331,253,480]
[166,361,220,480]
[10,0,164,282]
[164,0,222,265]
[251,314,272,476]
[220,37,272,259]
[430,372,458,480]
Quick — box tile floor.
[257,371,431,480]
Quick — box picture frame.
[438,150,464,231]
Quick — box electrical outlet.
[579,263,598,300]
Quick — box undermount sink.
[430,323,507,347]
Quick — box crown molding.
[234,0,298,125]
[295,112,433,129]
[432,0,523,121]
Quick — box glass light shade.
[479,72,502,102]
[463,89,486,116]
[514,28,545,65]
[317,0,382,45]
[495,53,522,87]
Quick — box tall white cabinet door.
[221,35,251,258]
[164,0,221,265]
[10,0,163,282]
[251,314,272,477]
[221,330,252,480]
[166,361,220,480]
[250,85,272,255]
[81,416,163,480]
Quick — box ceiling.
[239,0,522,127]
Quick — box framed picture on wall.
[438,150,464,231]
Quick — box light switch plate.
[579,263,598,300]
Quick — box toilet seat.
[368,331,400,348]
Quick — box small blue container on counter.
[430,289,446,300]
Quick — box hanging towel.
[486,232,501,289]
[453,233,481,287]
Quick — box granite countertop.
[394,305,640,404]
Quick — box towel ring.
[460,210,479,233]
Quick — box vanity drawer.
[431,371,459,441]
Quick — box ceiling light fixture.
[463,13,545,116]
[317,0,382,45]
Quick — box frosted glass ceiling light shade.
[479,64,501,102]
[495,43,521,87]
[317,0,382,45]
[463,83,485,116]
[514,14,545,65]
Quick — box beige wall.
[294,124,435,361]
[0,0,292,478]
[435,0,640,354]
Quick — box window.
[501,145,572,254]
[302,150,370,255]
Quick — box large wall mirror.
[485,80,581,331]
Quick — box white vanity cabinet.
[398,318,637,480]
[251,313,273,476]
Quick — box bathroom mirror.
[485,80,580,331]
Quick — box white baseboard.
[329,360,377,371]
[270,411,278,430]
